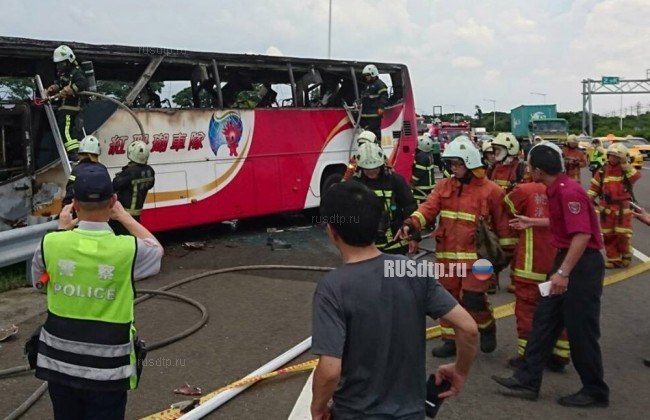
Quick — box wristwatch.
[556,269,570,278]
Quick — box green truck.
[510,104,568,144]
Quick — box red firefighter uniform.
[490,158,528,193]
[562,145,588,182]
[504,183,570,366]
[588,144,640,268]
[409,171,515,343]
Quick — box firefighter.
[358,64,388,143]
[489,132,526,294]
[504,182,571,372]
[341,130,378,181]
[432,136,443,173]
[46,45,89,163]
[588,138,606,176]
[411,133,436,206]
[562,135,588,182]
[110,141,155,235]
[63,135,106,206]
[482,140,496,177]
[350,142,416,255]
[396,135,513,357]
[588,143,640,268]
[490,132,526,193]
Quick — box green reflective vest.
[37,229,140,391]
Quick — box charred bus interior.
[0,36,407,227]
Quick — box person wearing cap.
[110,140,155,235]
[562,135,588,182]
[396,136,514,358]
[588,138,607,175]
[30,165,163,420]
[492,141,609,408]
[359,64,388,142]
[62,135,106,206]
[349,142,416,255]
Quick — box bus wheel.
[320,171,343,194]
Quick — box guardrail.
[0,220,58,284]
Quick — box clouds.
[0,0,647,118]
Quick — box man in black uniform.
[110,141,155,235]
[63,135,105,206]
[359,64,388,143]
[349,142,416,255]
[46,45,89,163]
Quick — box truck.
[510,104,568,144]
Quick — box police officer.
[110,140,155,235]
[359,64,388,143]
[492,142,609,408]
[46,45,89,162]
[31,165,163,420]
[350,142,416,255]
[63,135,105,205]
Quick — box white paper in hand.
[538,280,552,297]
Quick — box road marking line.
[287,370,314,420]
[633,247,650,263]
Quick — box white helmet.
[527,141,565,173]
[355,142,385,169]
[492,132,520,158]
[53,45,75,63]
[78,135,101,155]
[362,64,379,78]
[417,134,434,152]
[127,140,150,164]
[356,130,377,145]
[607,142,628,160]
[442,135,483,169]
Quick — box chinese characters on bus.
[108,132,205,155]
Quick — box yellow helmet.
[567,134,579,146]
[492,132,520,157]
[481,140,493,154]
[607,142,628,160]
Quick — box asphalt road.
[1,165,650,420]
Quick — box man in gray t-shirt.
[311,181,479,420]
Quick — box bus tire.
[320,171,344,195]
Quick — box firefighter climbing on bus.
[46,45,89,163]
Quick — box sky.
[2,0,649,119]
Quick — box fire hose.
[0,264,333,419]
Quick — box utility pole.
[327,0,332,59]
[484,99,496,132]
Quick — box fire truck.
[428,120,471,142]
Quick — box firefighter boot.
[480,327,497,353]
[431,340,456,358]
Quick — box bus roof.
[0,36,407,79]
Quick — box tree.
[96,80,164,103]
[172,87,195,108]
[0,78,36,100]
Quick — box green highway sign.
[602,76,620,85]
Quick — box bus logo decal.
[209,112,243,157]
